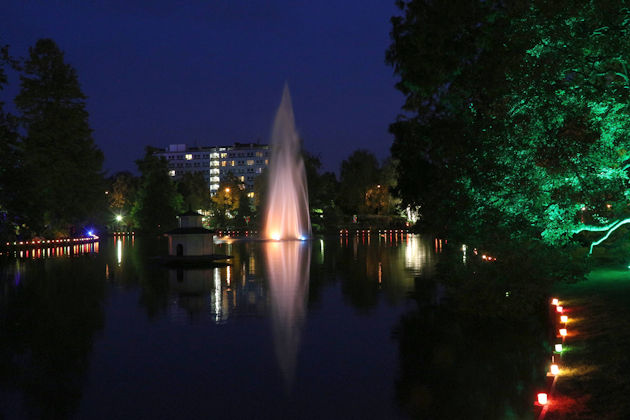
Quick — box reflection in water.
[394,277,548,419]
[404,235,434,277]
[117,239,122,266]
[0,257,106,418]
[213,268,223,323]
[2,242,99,259]
[264,240,311,390]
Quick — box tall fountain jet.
[264,84,311,240]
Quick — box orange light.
[559,328,567,337]
[551,298,559,305]
[537,393,548,405]
[560,315,568,323]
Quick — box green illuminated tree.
[15,38,105,236]
[388,1,630,258]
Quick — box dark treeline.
[109,147,405,235]
[0,38,105,241]
[0,38,407,241]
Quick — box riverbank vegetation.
[387,0,630,283]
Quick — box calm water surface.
[0,235,546,419]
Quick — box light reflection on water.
[1,242,99,259]
[264,240,311,389]
[0,234,446,419]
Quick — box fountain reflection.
[264,240,311,390]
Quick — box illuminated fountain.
[264,84,311,240]
[262,85,312,389]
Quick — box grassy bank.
[546,268,630,419]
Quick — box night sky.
[2,1,404,175]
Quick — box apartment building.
[154,143,270,194]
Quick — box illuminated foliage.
[388,1,630,254]
[108,171,138,212]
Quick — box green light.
[573,219,621,235]
[587,218,630,255]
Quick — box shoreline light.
[537,393,548,405]
[555,344,563,352]
[560,315,568,323]
[556,306,563,313]
[550,364,559,375]
[551,298,559,305]
[559,328,567,337]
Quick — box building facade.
[154,142,270,194]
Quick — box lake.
[0,234,548,419]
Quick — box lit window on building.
[256,168,262,174]
[247,160,254,165]
[220,153,227,158]
[168,170,176,177]
[256,151,263,157]
[231,160,235,166]
[185,154,193,160]
[240,176,245,182]
[221,161,227,167]
[247,192,255,198]
[265,159,269,165]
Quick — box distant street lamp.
[115,214,123,232]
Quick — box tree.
[176,172,211,211]
[15,38,105,237]
[338,149,380,215]
[302,151,340,230]
[210,173,244,228]
[107,171,138,229]
[108,171,138,212]
[132,147,183,234]
[0,41,19,240]
[387,1,630,261]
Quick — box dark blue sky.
[2,1,404,175]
